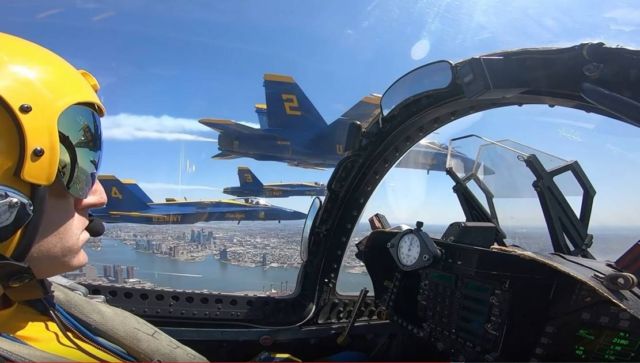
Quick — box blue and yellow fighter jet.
[92,175,306,224]
[199,74,479,173]
[223,167,326,198]
[199,73,379,169]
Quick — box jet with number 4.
[199,73,380,169]
[223,166,326,198]
[91,175,306,224]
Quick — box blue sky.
[3,0,640,219]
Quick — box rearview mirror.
[381,60,453,116]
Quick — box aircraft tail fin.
[120,178,154,204]
[263,73,326,132]
[237,167,263,189]
[254,104,269,129]
[336,94,381,129]
[98,175,150,212]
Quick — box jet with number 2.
[199,73,379,169]
[91,175,306,224]
[199,74,478,173]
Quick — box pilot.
[0,33,207,362]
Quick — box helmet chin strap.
[0,257,50,302]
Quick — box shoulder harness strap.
[51,283,207,362]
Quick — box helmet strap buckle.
[0,186,33,242]
[0,258,50,302]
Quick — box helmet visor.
[57,105,102,199]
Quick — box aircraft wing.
[286,161,327,170]
[107,211,168,218]
[212,152,241,160]
[199,118,261,135]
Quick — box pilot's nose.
[76,179,108,211]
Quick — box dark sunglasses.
[57,105,102,199]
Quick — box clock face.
[398,233,421,266]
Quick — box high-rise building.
[135,240,146,251]
[113,264,125,284]
[220,247,229,261]
[261,253,268,266]
[103,265,113,279]
[126,265,135,280]
[85,264,98,280]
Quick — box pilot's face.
[26,179,107,278]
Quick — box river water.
[84,238,372,294]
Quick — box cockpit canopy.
[234,197,271,206]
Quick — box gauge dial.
[398,233,421,266]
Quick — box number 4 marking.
[111,186,123,199]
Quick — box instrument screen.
[572,326,639,361]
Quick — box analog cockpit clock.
[388,221,442,271]
[398,232,421,266]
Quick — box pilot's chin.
[70,249,89,271]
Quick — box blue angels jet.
[91,175,306,224]
[199,73,380,169]
[223,167,326,198]
[199,73,478,172]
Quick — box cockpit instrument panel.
[356,227,640,361]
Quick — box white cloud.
[92,11,116,21]
[102,113,217,142]
[557,127,582,142]
[366,0,380,12]
[36,8,63,19]
[535,116,596,129]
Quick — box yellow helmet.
[0,32,105,262]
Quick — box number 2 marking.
[282,94,302,116]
